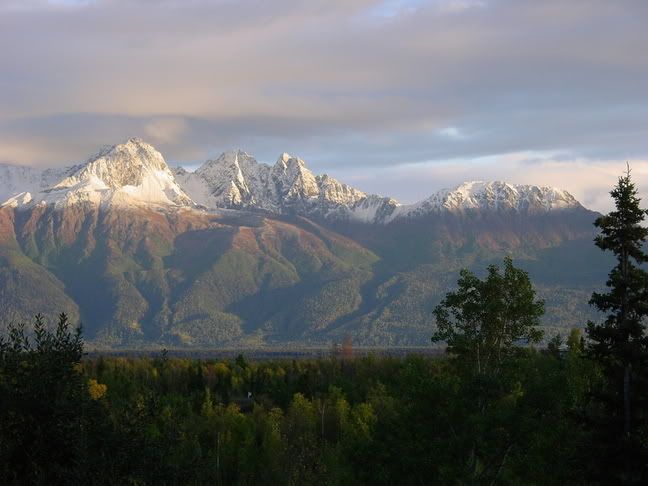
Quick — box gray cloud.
[1,0,648,209]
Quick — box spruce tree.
[587,166,648,482]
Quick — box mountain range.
[0,138,608,347]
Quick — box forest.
[0,322,601,484]
[1,173,648,484]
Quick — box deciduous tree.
[432,256,544,376]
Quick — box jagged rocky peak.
[186,149,270,208]
[196,151,250,202]
[271,153,319,200]
[198,150,259,176]
[177,149,374,215]
[1,139,587,224]
[316,173,367,205]
[444,181,580,211]
[271,153,308,181]
[274,152,293,168]
[266,153,366,206]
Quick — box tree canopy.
[586,166,648,482]
[432,256,544,375]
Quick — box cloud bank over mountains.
[1,0,648,211]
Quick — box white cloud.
[144,117,188,145]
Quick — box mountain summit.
[1,139,584,223]
[173,152,583,223]
[392,181,582,220]
[3,138,193,209]
[173,150,373,218]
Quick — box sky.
[1,0,648,211]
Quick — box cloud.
[1,0,647,209]
[144,117,188,145]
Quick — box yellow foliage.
[88,378,108,400]
[214,362,230,376]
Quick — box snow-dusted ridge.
[389,180,582,221]
[172,149,372,217]
[0,164,75,203]
[1,139,584,222]
[173,152,583,223]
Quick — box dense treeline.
[1,320,599,485]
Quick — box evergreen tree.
[0,314,121,484]
[586,166,648,482]
[0,314,86,483]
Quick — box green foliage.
[588,169,648,354]
[432,256,544,375]
[0,319,607,485]
[0,245,80,325]
[0,314,104,483]
[0,201,610,347]
[586,167,648,482]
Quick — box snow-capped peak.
[274,152,302,168]
[189,150,260,207]
[1,139,586,224]
[55,138,170,189]
[174,150,373,216]
[392,180,582,220]
[4,138,194,209]
[275,152,291,166]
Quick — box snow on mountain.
[173,150,382,221]
[340,195,400,224]
[1,139,584,222]
[392,181,582,220]
[174,150,275,210]
[174,154,583,224]
[3,139,194,209]
[0,164,73,203]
